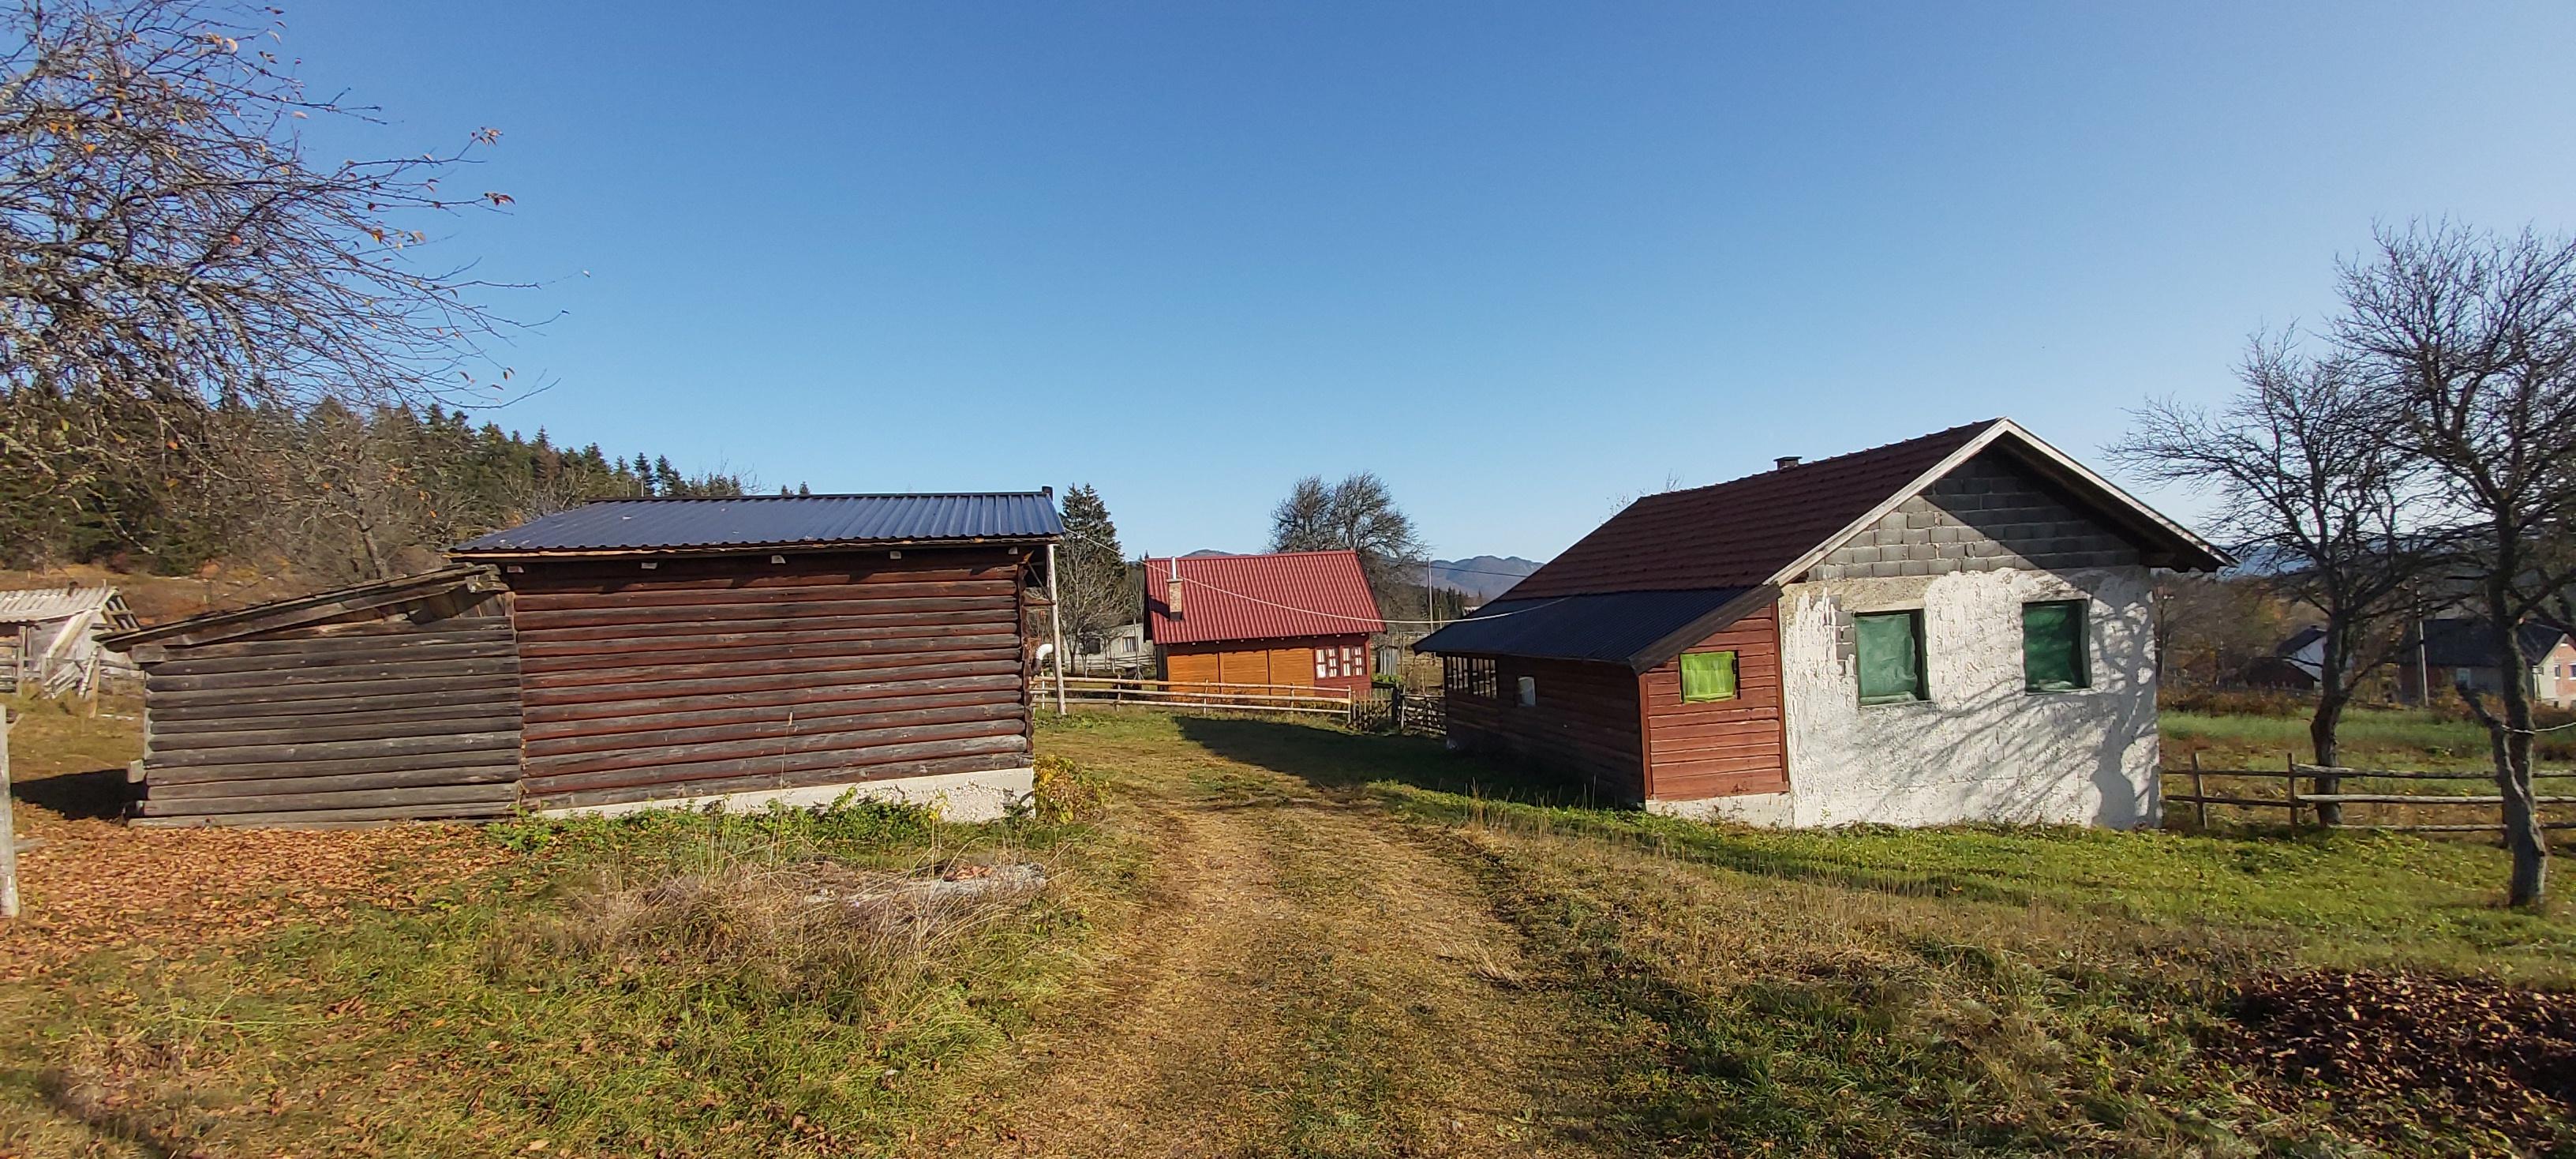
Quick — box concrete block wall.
[1807,455,2138,583]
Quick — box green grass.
[10,793,1139,1158]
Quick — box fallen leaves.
[2220,969,2576,1148]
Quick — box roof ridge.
[1639,418,2004,504]
[590,490,1051,504]
[1144,548,1365,562]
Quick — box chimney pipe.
[1166,560,1184,617]
[1775,456,1802,470]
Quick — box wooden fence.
[1053,677,1447,736]
[2166,752,2576,832]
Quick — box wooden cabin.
[103,567,525,827]
[1,585,140,696]
[450,491,1061,819]
[1418,419,2230,829]
[1142,550,1386,695]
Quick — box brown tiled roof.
[1503,420,1998,598]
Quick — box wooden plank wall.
[1443,655,1643,801]
[507,549,1035,812]
[1163,634,1371,694]
[1639,602,1788,801]
[133,590,522,827]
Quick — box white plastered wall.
[537,767,1034,823]
[1660,565,2159,828]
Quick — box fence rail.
[2166,752,2576,832]
[1057,676,1357,717]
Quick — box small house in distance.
[2397,618,2576,708]
[1416,418,2230,829]
[453,492,1061,820]
[2,585,139,696]
[1144,550,1386,694]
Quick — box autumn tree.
[2337,222,2576,907]
[1269,472,1433,620]
[0,0,526,517]
[2114,336,2447,820]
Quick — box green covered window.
[2023,599,2090,692]
[1855,610,1927,705]
[1680,651,1739,703]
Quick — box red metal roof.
[1504,421,1998,598]
[1143,549,1387,646]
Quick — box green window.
[1680,651,1739,703]
[1855,610,1927,705]
[2023,599,2090,692]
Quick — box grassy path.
[964,718,1633,1157]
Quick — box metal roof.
[0,586,132,626]
[1143,550,1387,646]
[1413,587,1755,668]
[452,492,1063,557]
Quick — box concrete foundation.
[536,766,1035,823]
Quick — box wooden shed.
[1142,550,1387,695]
[451,491,1062,820]
[1419,419,2230,828]
[102,567,524,827]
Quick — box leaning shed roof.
[2410,618,2569,670]
[98,566,498,650]
[1417,418,2230,670]
[451,492,1064,557]
[1144,550,1387,646]
[0,586,133,627]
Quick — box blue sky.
[285,2,2576,561]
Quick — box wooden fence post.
[2190,749,2207,830]
[2,708,17,919]
[2286,752,2303,828]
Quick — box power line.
[1058,527,1547,628]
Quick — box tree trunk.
[2309,690,2347,827]
[2483,580,2548,908]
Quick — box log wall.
[132,586,522,827]
[1443,655,1643,801]
[505,548,1035,812]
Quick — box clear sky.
[281,2,2576,562]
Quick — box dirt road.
[962,719,1638,1158]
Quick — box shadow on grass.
[1174,716,2040,910]
[13,765,129,821]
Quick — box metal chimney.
[1775,456,1803,470]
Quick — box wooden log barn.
[103,567,526,827]
[1142,549,1387,695]
[106,491,1065,827]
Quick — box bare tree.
[1056,483,1134,651]
[0,0,526,494]
[2338,222,2576,907]
[1270,471,1430,619]
[2114,336,2447,820]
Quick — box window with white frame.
[1314,643,1366,680]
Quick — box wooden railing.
[2166,752,2576,831]
[1057,676,1357,717]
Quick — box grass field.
[3,705,2573,1156]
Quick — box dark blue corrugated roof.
[452,492,1062,555]
[1413,587,1754,668]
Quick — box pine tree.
[1057,484,1135,646]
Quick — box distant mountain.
[1429,555,1542,602]
[1181,549,1237,557]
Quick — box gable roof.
[452,492,1062,557]
[2409,618,2570,670]
[1503,419,2227,602]
[1417,418,2230,670]
[1143,549,1387,646]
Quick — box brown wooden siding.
[1443,655,1642,801]
[506,549,1035,811]
[1640,602,1788,801]
[1164,634,1372,695]
[132,588,522,827]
